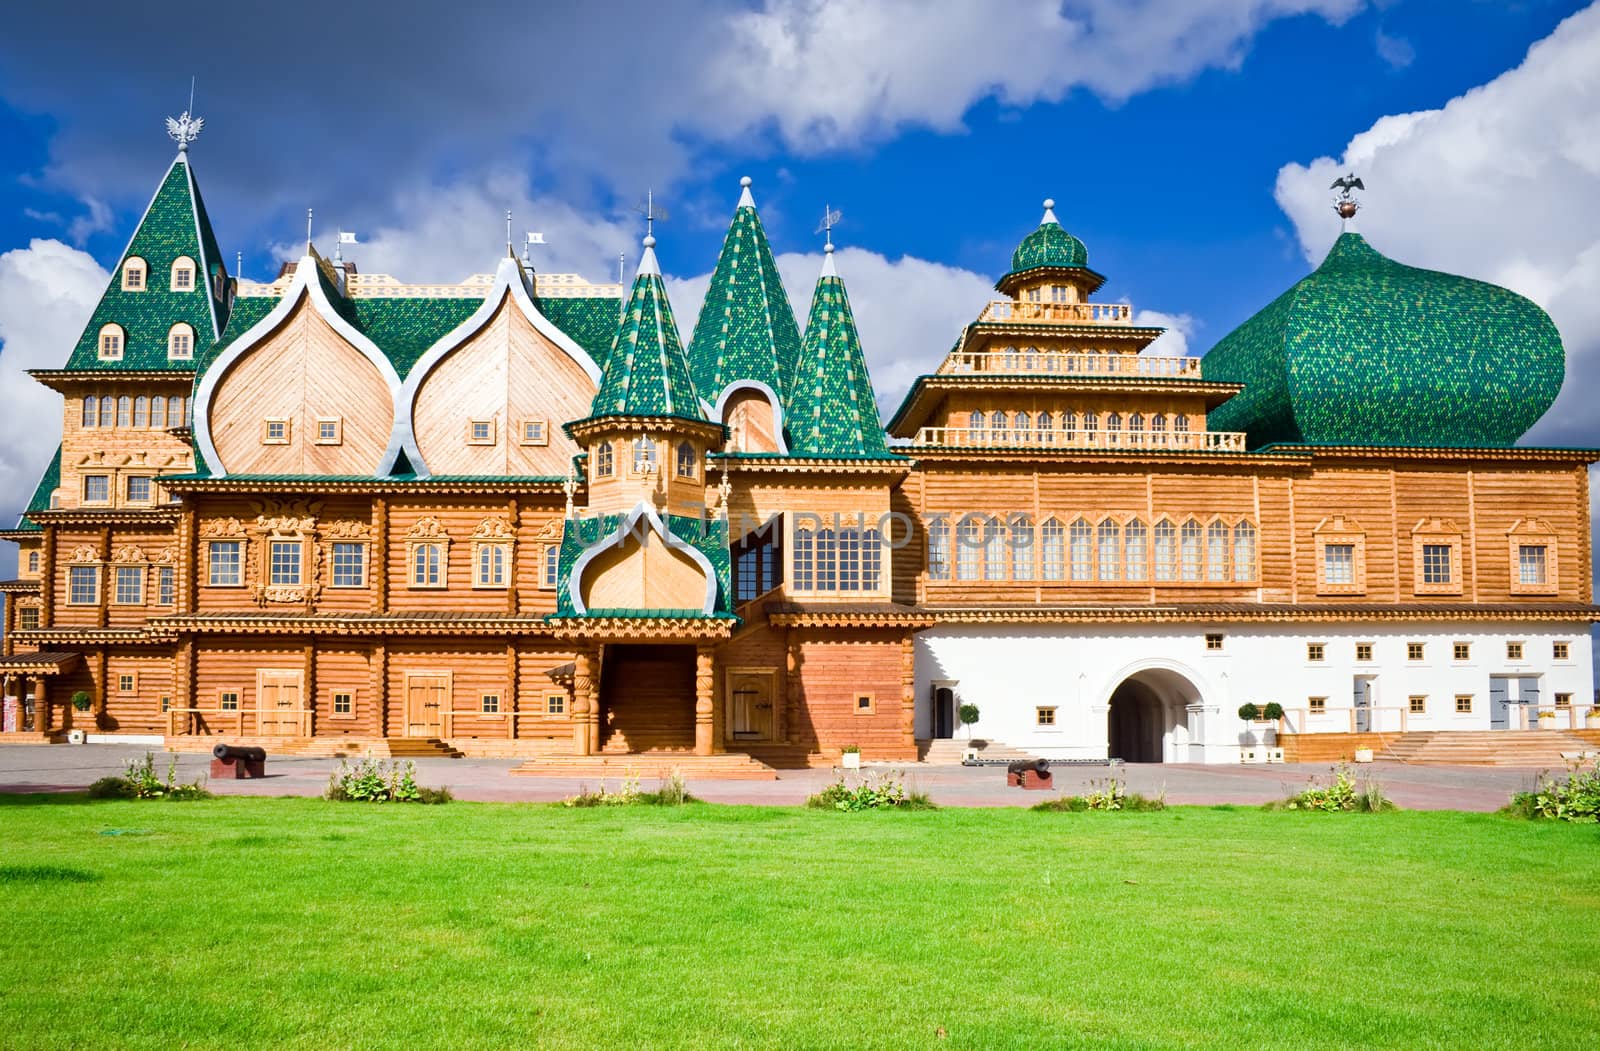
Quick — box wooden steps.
[509,750,778,780]
[161,736,462,759]
[1280,732,1403,765]
[918,738,1038,765]
[1377,730,1598,767]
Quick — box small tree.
[1262,702,1285,722]
[71,690,93,712]
[958,703,980,740]
[1237,702,1260,722]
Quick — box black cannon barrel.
[1006,758,1050,777]
[212,743,267,762]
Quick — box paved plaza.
[0,743,1552,810]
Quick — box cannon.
[210,742,267,779]
[1006,757,1052,790]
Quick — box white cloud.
[1132,309,1196,357]
[0,239,107,538]
[1374,28,1415,70]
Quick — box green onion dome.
[997,200,1102,294]
[1204,232,1564,449]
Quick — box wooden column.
[506,498,521,615]
[179,506,198,613]
[694,644,715,756]
[175,635,194,736]
[96,650,108,730]
[371,639,388,738]
[784,631,803,747]
[900,634,916,754]
[2,590,14,658]
[571,648,593,755]
[505,640,519,740]
[35,677,50,735]
[303,641,316,737]
[39,525,56,625]
[97,526,111,630]
[373,497,389,614]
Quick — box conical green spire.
[789,248,889,457]
[687,177,802,408]
[65,151,229,370]
[587,235,704,423]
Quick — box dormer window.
[171,256,196,291]
[594,441,614,479]
[122,258,147,291]
[676,441,697,479]
[98,323,125,361]
[168,323,194,360]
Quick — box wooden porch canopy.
[0,651,83,676]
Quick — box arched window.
[969,410,986,442]
[956,515,983,581]
[1037,411,1053,441]
[991,411,1009,443]
[1233,521,1257,583]
[1010,515,1035,581]
[98,323,124,361]
[794,526,816,589]
[168,323,194,360]
[1085,352,1103,373]
[411,543,442,588]
[1206,520,1231,582]
[1180,519,1204,582]
[814,528,838,590]
[1175,414,1190,433]
[1041,518,1065,581]
[175,396,190,427]
[1128,414,1145,445]
[1151,414,1167,447]
[121,258,147,291]
[1106,413,1122,445]
[1097,518,1121,581]
[1069,517,1094,581]
[675,440,696,479]
[983,516,1007,581]
[171,256,196,291]
[99,396,114,428]
[1083,414,1099,445]
[927,517,950,581]
[1063,411,1077,440]
[81,396,97,428]
[1023,348,1038,372]
[151,395,167,429]
[1125,518,1148,581]
[1014,411,1031,441]
[133,396,149,428]
[594,441,614,478]
[117,396,132,428]
[632,438,656,473]
[1154,519,1177,582]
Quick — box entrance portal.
[1106,668,1203,763]
[600,644,697,752]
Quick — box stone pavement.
[0,743,1554,811]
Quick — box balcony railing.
[938,349,1202,378]
[978,300,1134,325]
[911,426,1248,452]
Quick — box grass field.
[1,796,1596,1050]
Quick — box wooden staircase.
[509,750,778,780]
[1377,730,1599,767]
[918,738,1038,765]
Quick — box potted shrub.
[1238,702,1260,722]
[1536,708,1557,729]
[1237,703,1261,761]
[70,690,94,730]
[841,744,861,770]
[1586,706,1600,728]
[958,703,980,741]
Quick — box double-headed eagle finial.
[1331,173,1364,220]
[166,111,204,152]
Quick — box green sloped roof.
[554,511,731,618]
[12,445,62,531]
[587,251,703,424]
[789,263,890,457]
[1204,233,1565,448]
[541,297,624,367]
[65,155,228,370]
[687,192,802,407]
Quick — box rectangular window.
[1407,642,1424,661]
[855,693,875,714]
[18,607,39,630]
[411,543,443,588]
[315,417,343,445]
[118,674,135,693]
[1453,642,1470,661]
[1409,695,1426,715]
[1555,692,1572,709]
[1036,706,1056,726]
[1322,543,1355,585]
[1205,633,1223,651]
[169,332,192,359]
[27,550,39,574]
[1306,642,1325,662]
[1517,544,1548,586]
[1355,643,1373,662]
[156,565,175,605]
[333,691,353,716]
[174,267,193,290]
[481,693,501,714]
[1455,695,1473,714]
[331,543,366,588]
[83,474,110,504]
[1308,696,1327,714]
[1553,641,1570,661]
[208,541,242,587]
[546,693,566,715]
[521,419,548,445]
[126,476,152,503]
[1506,641,1524,661]
[100,333,122,359]
[114,565,144,605]
[219,690,239,711]
[269,540,302,586]
[67,566,99,605]
[475,543,508,588]
[541,545,560,591]
[468,419,495,445]
[1421,543,1452,585]
[263,418,290,444]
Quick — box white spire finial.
[817,204,842,278]
[638,233,660,276]
[506,209,514,257]
[738,175,756,209]
[1042,198,1058,225]
[305,208,313,255]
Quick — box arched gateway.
[1105,667,1205,763]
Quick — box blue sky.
[1,0,1598,511]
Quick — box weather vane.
[166,77,203,152]
[1331,173,1364,221]
[635,191,669,238]
[815,205,842,252]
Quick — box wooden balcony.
[977,300,1135,325]
[910,426,1248,452]
[937,349,1202,378]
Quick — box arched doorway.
[1107,668,1203,763]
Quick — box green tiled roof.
[65,156,228,371]
[687,189,802,407]
[555,511,731,618]
[587,251,703,424]
[12,445,61,531]
[999,215,1089,288]
[789,263,891,457]
[542,297,625,367]
[1204,233,1565,448]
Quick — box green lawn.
[1,797,1595,1050]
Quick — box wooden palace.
[2,126,1596,771]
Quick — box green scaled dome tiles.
[587,248,704,425]
[1004,221,1089,280]
[1203,233,1563,449]
[791,268,891,457]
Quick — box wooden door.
[406,673,450,738]
[728,671,775,741]
[256,670,304,736]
